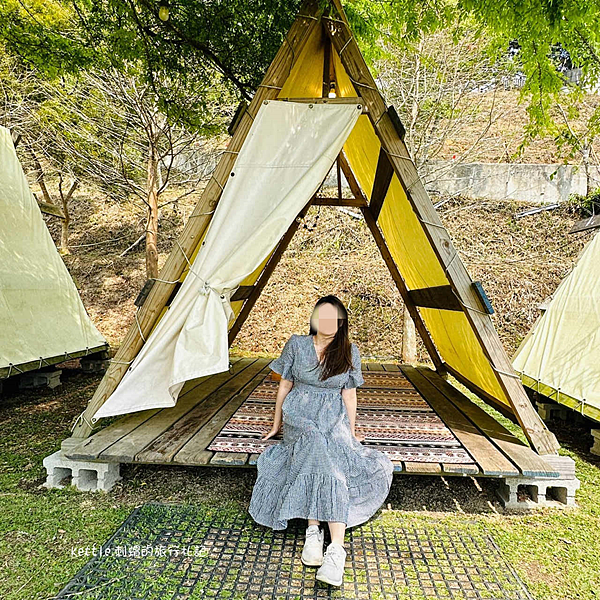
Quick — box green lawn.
[1,367,599,600]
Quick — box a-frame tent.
[513,229,600,423]
[71,0,560,457]
[0,125,108,381]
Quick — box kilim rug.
[206,370,475,464]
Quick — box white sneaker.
[301,524,324,566]
[316,541,347,586]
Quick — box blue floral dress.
[248,333,394,530]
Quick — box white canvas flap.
[94,100,362,419]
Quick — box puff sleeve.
[343,343,365,389]
[269,334,296,381]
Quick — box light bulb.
[328,81,337,98]
[158,4,169,21]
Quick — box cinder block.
[79,358,110,373]
[42,450,121,492]
[591,429,600,456]
[536,401,568,422]
[19,369,62,390]
[496,455,580,509]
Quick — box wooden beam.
[72,1,324,439]
[369,149,394,221]
[275,97,368,112]
[230,285,254,302]
[442,362,520,423]
[324,4,560,455]
[36,199,65,219]
[313,196,367,207]
[401,366,520,477]
[569,213,600,234]
[408,285,462,312]
[338,151,445,374]
[416,366,560,477]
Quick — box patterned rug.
[206,370,475,464]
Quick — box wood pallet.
[65,358,560,479]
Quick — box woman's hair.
[307,295,353,380]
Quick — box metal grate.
[56,503,536,600]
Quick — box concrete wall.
[323,160,600,204]
[422,161,600,204]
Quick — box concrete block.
[42,450,121,492]
[80,358,110,373]
[19,369,62,390]
[536,401,568,422]
[496,456,580,510]
[591,429,600,456]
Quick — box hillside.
[42,179,593,365]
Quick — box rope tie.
[322,15,346,25]
[284,31,296,63]
[488,362,522,380]
[297,14,319,21]
[210,174,225,192]
[5,363,24,379]
[382,147,415,162]
[109,358,135,366]
[257,84,283,91]
[134,308,146,343]
[71,410,96,433]
[339,36,352,56]
[188,209,216,218]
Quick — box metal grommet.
[231,172,235,177]
[357,104,362,110]
[308,104,313,109]
[263,100,269,105]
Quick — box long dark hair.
[307,295,354,381]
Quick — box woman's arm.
[262,377,294,440]
[341,387,364,441]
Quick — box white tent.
[513,230,600,421]
[93,101,362,419]
[0,125,108,379]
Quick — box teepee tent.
[0,126,108,380]
[513,229,600,423]
[72,0,560,457]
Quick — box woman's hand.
[352,429,365,443]
[261,424,282,440]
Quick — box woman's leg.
[308,519,320,527]
[328,521,346,545]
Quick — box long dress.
[248,333,394,530]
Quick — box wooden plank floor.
[65,358,560,479]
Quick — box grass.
[1,364,600,600]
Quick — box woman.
[248,295,394,587]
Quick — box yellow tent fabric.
[513,230,600,419]
[0,126,108,373]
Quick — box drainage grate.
[56,503,536,600]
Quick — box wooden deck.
[64,358,560,479]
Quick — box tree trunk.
[58,179,78,255]
[401,305,417,364]
[145,141,160,279]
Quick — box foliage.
[567,187,600,217]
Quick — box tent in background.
[0,125,108,381]
[513,229,600,424]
